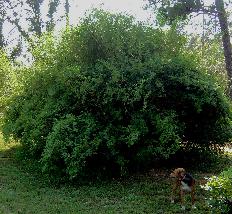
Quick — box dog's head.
[170,168,186,179]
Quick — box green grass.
[0,136,231,213]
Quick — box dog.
[170,168,196,210]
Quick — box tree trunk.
[26,0,44,37]
[215,0,232,97]
[65,0,70,26]
[0,18,4,48]
[47,0,60,32]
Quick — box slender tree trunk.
[215,0,232,97]
[26,0,44,37]
[32,0,42,36]
[0,1,6,49]
[65,0,70,26]
[47,0,60,32]
[0,18,4,48]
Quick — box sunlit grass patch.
[0,132,231,213]
[0,160,212,214]
[224,145,232,156]
[0,132,20,158]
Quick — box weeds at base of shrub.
[142,146,232,174]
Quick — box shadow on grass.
[148,147,232,173]
[0,142,21,159]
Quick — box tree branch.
[6,16,32,45]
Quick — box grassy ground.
[0,135,231,213]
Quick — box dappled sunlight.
[0,133,20,159]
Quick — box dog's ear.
[170,172,176,178]
[170,168,180,177]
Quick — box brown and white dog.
[170,168,196,210]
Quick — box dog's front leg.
[171,182,178,203]
[191,186,196,209]
[180,189,185,210]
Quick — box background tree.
[26,0,44,37]
[0,1,24,61]
[3,0,68,42]
[147,0,232,97]
[46,0,60,32]
[0,18,4,48]
[0,0,70,63]
[65,0,70,26]
[0,0,6,48]
[215,0,232,96]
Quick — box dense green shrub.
[0,50,27,126]
[0,51,12,117]
[2,10,232,181]
[203,167,232,213]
